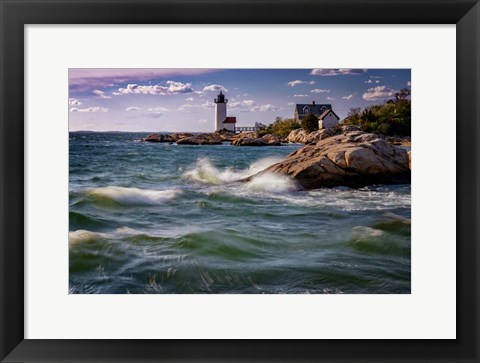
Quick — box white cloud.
[365,79,373,84]
[92,89,111,99]
[310,88,330,93]
[111,92,122,96]
[165,80,194,94]
[125,106,141,112]
[258,104,279,112]
[362,85,396,101]
[70,107,108,113]
[185,97,194,101]
[287,102,295,105]
[242,99,256,106]
[310,69,367,76]
[200,100,215,109]
[202,84,228,92]
[342,94,355,100]
[143,107,169,118]
[178,104,196,112]
[287,80,315,87]
[293,94,308,97]
[326,96,336,101]
[118,81,193,95]
[68,98,83,106]
[148,106,168,112]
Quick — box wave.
[86,186,181,206]
[69,229,103,246]
[182,156,281,185]
[245,173,298,193]
[348,226,410,256]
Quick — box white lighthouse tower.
[214,91,227,131]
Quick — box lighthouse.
[214,91,236,132]
[214,91,227,131]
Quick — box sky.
[69,68,411,132]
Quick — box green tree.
[259,117,300,138]
[301,113,319,133]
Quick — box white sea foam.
[69,229,102,246]
[183,156,282,185]
[246,173,298,193]
[87,186,181,206]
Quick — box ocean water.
[69,132,411,294]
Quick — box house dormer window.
[303,106,310,114]
[320,106,327,113]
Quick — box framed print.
[1,0,479,362]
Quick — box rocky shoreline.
[245,130,410,189]
[142,127,411,189]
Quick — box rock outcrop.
[231,133,282,146]
[248,131,410,189]
[286,126,360,144]
[176,133,223,145]
[143,133,173,143]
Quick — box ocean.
[69,131,411,294]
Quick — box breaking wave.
[86,186,181,206]
[182,156,281,185]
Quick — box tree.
[301,113,319,133]
[259,117,300,138]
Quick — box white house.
[318,109,340,129]
[214,91,236,132]
[294,101,340,129]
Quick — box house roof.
[223,117,237,124]
[318,109,340,120]
[295,103,332,116]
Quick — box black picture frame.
[1,0,479,362]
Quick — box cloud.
[310,69,367,76]
[362,86,396,101]
[144,113,166,118]
[165,80,194,94]
[92,89,111,99]
[185,97,194,101]
[143,106,169,118]
[70,107,109,113]
[257,104,280,112]
[287,80,315,87]
[178,104,197,112]
[246,104,283,112]
[198,117,208,124]
[342,94,355,100]
[293,94,308,97]
[202,84,228,92]
[326,96,336,101]
[200,100,215,109]
[228,99,257,112]
[117,81,193,95]
[125,106,141,112]
[148,106,168,112]
[287,102,295,105]
[310,88,330,93]
[69,68,217,93]
[68,98,83,106]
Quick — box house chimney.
[312,101,316,105]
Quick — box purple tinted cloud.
[69,68,217,93]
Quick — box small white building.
[214,91,237,132]
[318,109,340,129]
